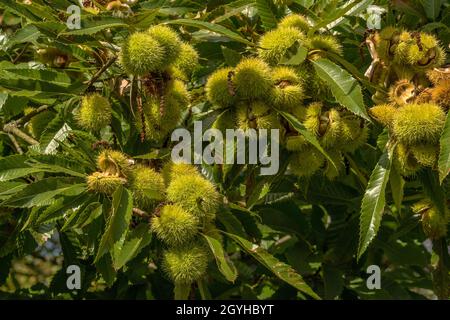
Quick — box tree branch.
[15,105,51,127]
[12,43,30,64]
[3,123,39,145]
[84,56,117,90]
[132,207,151,218]
[7,133,23,154]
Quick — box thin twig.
[3,123,39,145]
[132,207,151,218]
[83,55,117,90]
[7,133,23,154]
[137,90,146,142]
[15,105,51,126]
[275,235,292,247]
[344,153,368,187]
[12,43,30,64]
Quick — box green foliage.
[438,112,450,183]
[312,58,370,121]
[202,233,237,283]
[358,143,394,259]
[0,0,449,301]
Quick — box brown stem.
[15,105,51,126]
[364,36,381,81]
[159,74,166,117]
[83,55,117,90]
[12,43,30,64]
[1,105,50,148]
[137,94,146,142]
[227,71,236,96]
[3,123,38,145]
[132,208,151,218]
[7,133,23,154]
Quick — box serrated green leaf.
[27,155,87,177]
[60,17,127,36]
[0,0,41,21]
[229,203,262,222]
[31,20,66,35]
[75,202,102,229]
[377,129,389,151]
[61,198,97,232]
[221,46,241,67]
[312,58,370,121]
[96,254,117,288]
[420,0,443,20]
[166,19,255,46]
[279,41,307,65]
[438,112,450,183]
[0,95,29,119]
[358,143,394,260]
[0,154,86,182]
[0,67,75,93]
[0,155,42,182]
[225,232,321,299]
[50,40,93,62]
[40,121,72,155]
[19,1,57,21]
[374,238,428,267]
[1,68,72,87]
[307,0,372,36]
[202,233,237,283]
[95,186,133,263]
[4,24,40,49]
[0,93,8,109]
[417,169,447,217]
[213,0,255,23]
[255,0,277,30]
[393,0,427,19]
[128,9,158,29]
[0,181,27,201]
[278,110,337,169]
[112,223,152,270]
[1,177,86,208]
[421,22,449,33]
[35,193,93,227]
[216,206,247,238]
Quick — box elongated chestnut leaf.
[95,186,133,263]
[202,233,238,283]
[278,110,338,170]
[438,112,450,183]
[358,142,394,260]
[312,58,370,121]
[166,19,255,46]
[225,232,321,299]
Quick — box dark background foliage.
[0,0,449,300]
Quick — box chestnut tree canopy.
[0,0,449,300]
